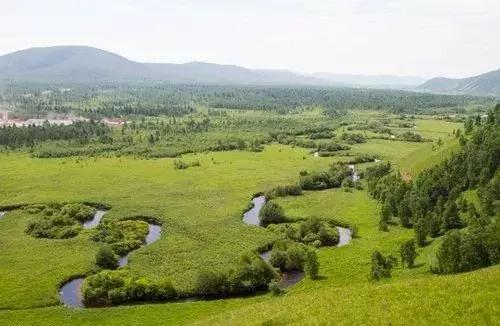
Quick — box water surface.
[242,195,266,226]
[82,210,106,229]
[60,222,162,307]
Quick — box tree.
[436,230,463,273]
[304,250,319,279]
[95,246,119,270]
[400,239,417,268]
[379,204,391,231]
[441,201,462,232]
[414,217,427,247]
[370,251,397,281]
[259,201,286,225]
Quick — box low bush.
[91,219,149,255]
[82,270,177,306]
[194,252,276,298]
[173,160,200,170]
[259,201,287,225]
[25,203,96,239]
[266,184,302,199]
[96,245,119,270]
[299,164,351,190]
[267,217,340,247]
[340,133,366,144]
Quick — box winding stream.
[59,211,162,308]
[243,195,352,288]
[348,164,360,182]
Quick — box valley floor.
[0,117,498,325]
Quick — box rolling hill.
[0,46,323,85]
[418,69,500,96]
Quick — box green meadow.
[0,114,498,325]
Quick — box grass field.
[0,115,498,325]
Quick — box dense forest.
[2,83,495,118]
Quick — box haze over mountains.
[418,69,500,96]
[0,46,499,95]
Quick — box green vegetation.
[0,85,498,325]
[25,203,96,239]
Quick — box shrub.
[259,202,286,225]
[400,239,417,268]
[266,185,302,199]
[194,253,276,298]
[340,133,366,144]
[25,203,96,239]
[304,250,320,279]
[96,245,119,270]
[173,159,200,170]
[82,271,177,306]
[370,251,397,281]
[399,131,422,142]
[268,280,282,295]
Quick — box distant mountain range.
[0,46,498,95]
[0,46,325,86]
[418,69,500,96]
[311,73,425,88]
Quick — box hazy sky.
[1,0,499,78]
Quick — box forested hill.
[418,69,500,96]
[0,46,324,85]
[366,104,500,274]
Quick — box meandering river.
[243,195,352,288]
[59,211,161,308]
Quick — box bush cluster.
[267,217,339,247]
[25,203,96,239]
[91,219,149,255]
[82,270,176,306]
[265,184,302,199]
[259,201,287,225]
[268,240,319,279]
[299,164,351,190]
[194,253,276,298]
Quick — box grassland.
[0,114,497,325]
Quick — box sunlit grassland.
[0,145,331,309]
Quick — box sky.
[0,0,499,78]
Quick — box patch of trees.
[268,240,320,279]
[0,120,111,149]
[194,252,276,298]
[299,164,352,190]
[399,131,423,142]
[267,217,339,247]
[91,219,149,256]
[82,270,177,306]
[432,223,499,274]
[340,132,366,144]
[366,105,500,274]
[25,203,96,239]
[259,201,287,225]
